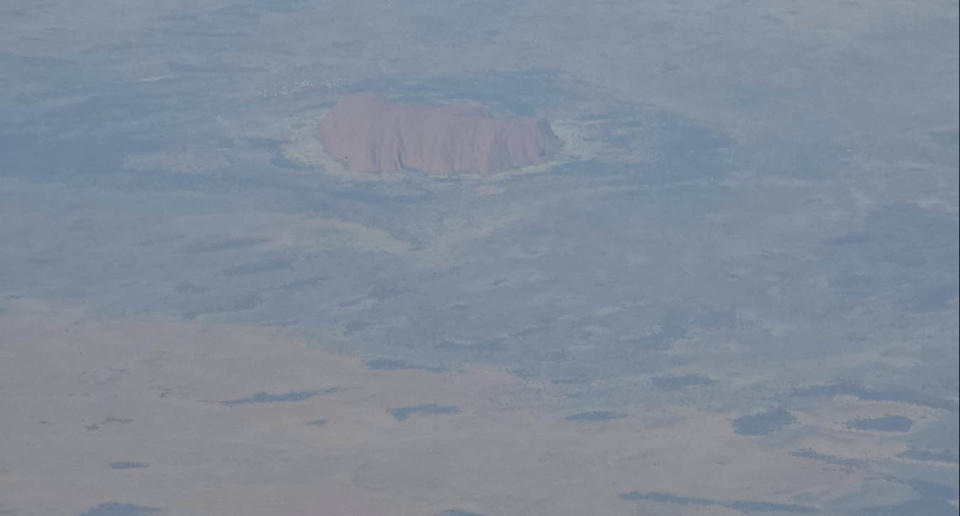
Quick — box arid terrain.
[4,298,945,515]
[0,0,956,514]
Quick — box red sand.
[320,94,560,174]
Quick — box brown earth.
[0,298,860,516]
[320,94,561,174]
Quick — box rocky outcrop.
[320,94,560,174]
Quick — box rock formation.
[320,94,560,174]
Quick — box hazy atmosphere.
[1,1,958,515]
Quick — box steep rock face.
[320,94,560,174]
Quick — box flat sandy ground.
[4,298,941,516]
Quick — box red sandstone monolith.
[320,94,560,174]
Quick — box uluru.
[320,94,561,174]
